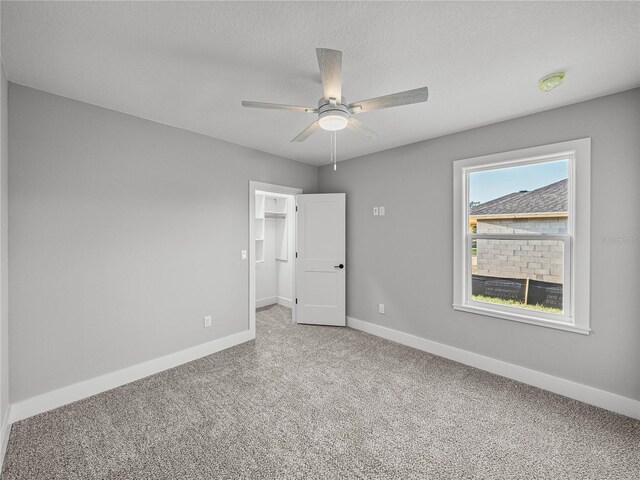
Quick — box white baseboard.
[347,316,640,420]
[257,297,292,308]
[9,329,255,424]
[256,296,277,308]
[277,296,293,308]
[0,406,12,470]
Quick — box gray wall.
[319,88,640,401]
[1,60,9,425]
[8,84,317,402]
[8,82,639,405]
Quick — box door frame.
[249,181,303,336]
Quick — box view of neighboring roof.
[470,179,568,216]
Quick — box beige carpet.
[2,304,639,479]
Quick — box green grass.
[472,295,562,314]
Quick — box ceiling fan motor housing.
[317,97,350,131]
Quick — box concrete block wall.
[475,217,567,283]
[476,217,567,234]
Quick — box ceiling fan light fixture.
[318,111,349,131]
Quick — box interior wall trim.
[8,329,254,425]
[277,296,293,308]
[256,297,278,308]
[0,405,12,470]
[346,316,640,420]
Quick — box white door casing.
[295,193,346,326]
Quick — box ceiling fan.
[241,48,429,143]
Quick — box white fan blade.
[347,117,379,140]
[316,48,342,103]
[349,86,429,113]
[242,101,316,113]
[291,120,321,142]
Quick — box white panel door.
[295,193,346,326]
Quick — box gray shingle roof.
[470,179,567,216]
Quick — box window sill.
[452,303,590,335]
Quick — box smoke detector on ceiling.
[539,72,566,92]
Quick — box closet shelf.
[264,211,286,218]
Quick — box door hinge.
[295,298,298,304]
[295,206,298,212]
[295,252,298,258]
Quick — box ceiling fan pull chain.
[329,130,333,166]
[332,131,337,171]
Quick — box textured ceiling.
[2,1,639,166]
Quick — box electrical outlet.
[373,207,379,216]
[379,304,385,314]
[379,206,385,216]
[204,315,212,328]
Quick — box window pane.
[472,238,564,314]
[469,160,569,234]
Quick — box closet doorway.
[248,181,302,335]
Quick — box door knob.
[334,264,344,269]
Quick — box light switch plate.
[204,315,212,328]
[241,250,247,260]
[379,206,385,216]
[373,207,379,216]
[379,304,385,314]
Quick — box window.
[453,139,591,334]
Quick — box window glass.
[468,159,569,316]
[471,238,564,314]
[469,160,569,234]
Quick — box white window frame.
[453,138,591,334]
